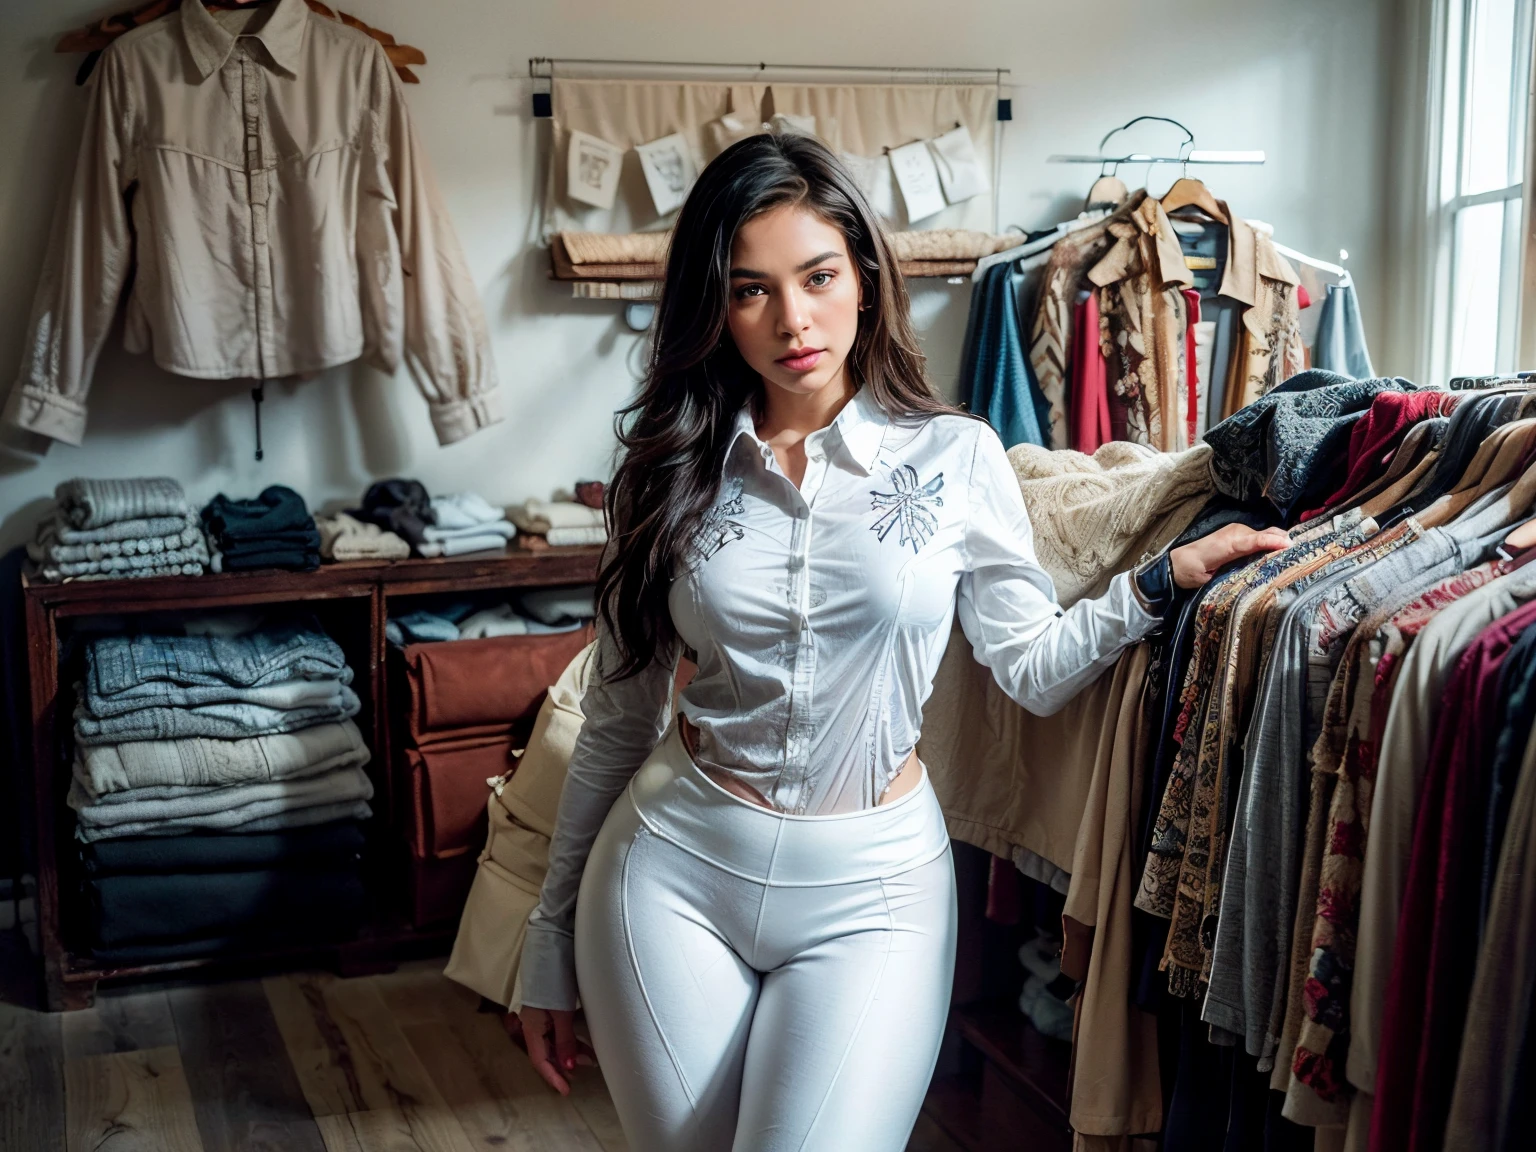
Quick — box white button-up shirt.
[520,383,1162,1010]
[4,0,501,447]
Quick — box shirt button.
[786,554,804,571]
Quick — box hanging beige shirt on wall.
[4,0,502,447]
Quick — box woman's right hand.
[517,1005,594,1095]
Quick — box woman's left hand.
[1169,524,1291,590]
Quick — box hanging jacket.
[4,0,502,447]
[1029,192,1149,450]
[1088,197,1304,452]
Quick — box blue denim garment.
[384,601,479,646]
[958,261,1048,449]
[1312,278,1374,380]
[84,621,349,715]
[74,686,362,745]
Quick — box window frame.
[1427,0,1536,379]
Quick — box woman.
[517,132,1287,1150]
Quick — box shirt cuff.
[430,385,504,445]
[519,919,581,1012]
[1129,550,1175,622]
[4,383,87,446]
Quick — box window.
[1433,0,1535,377]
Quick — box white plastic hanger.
[970,211,1109,282]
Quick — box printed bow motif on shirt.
[695,476,747,561]
[869,466,944,554]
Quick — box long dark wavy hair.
[596,131,976,681]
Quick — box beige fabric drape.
[544,78,768,239]
[764,83,998,231]
[544,78,997,238]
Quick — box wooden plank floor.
[0,932,964,1151]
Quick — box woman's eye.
[807,271,834,287]
[735,284,766,300]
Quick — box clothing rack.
[1271,240,1349,278]
[526,56,1012,121]
[970,213,1109,282]
[1046,115,1265,168]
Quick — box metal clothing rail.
[528,56,1008,81]
[527,56,1013,120]
[1047,114,1265,168]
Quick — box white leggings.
[574,715,958,1152]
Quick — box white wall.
[0,0,1395,552]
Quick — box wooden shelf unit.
[21,542,603,1010]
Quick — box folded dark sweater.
[87,866,366,947]
[86,903,366,964]
[201,486,315,542]
[219,528,322,554]
[350,478,433,547]
[80,821,366,875]
[217,546,321,573]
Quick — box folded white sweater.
[510,499,606,534]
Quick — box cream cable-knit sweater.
[1005,440,1216,608]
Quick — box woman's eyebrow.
[729,250,845,279]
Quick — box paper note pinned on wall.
[888,140,946,223]
[635,132,698,216]
[565,129,625,210]
[928,124,989,204]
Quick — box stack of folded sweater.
[352,478,432,548]
[314,512,411,562]
[349,481,515,558]
[509,497,607,547]
[417,493,516,557]
[201,485,321,572]
[386,585,596,646]
[67,618,373,961]
[28,477,210,583]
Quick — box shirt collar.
[723,383,890,482]
[1088,195,1193,291]
[182,0,308,80]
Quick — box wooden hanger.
[57,0,427,84]
[1159,174,1228,224]
[1085,174,1128,211]
[1083,158,1128,211]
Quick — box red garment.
[984,854,1021,924]
[1182,288,1201,446]
[1070,291,1113,453]
[1298,283,1312,309]
[1299,391,1459,521]
[1369,599,1536,1152]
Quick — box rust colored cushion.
[402,625,595,738]
[408,733,516,860]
